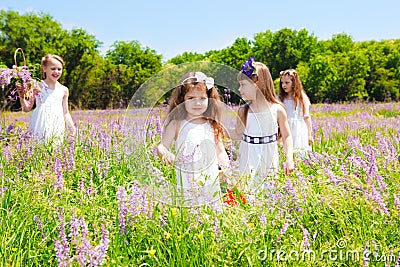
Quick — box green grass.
[0,103,400,266]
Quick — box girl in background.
[279,69,313,156]
[18,54,76,144]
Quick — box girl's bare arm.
[62,87,76,135]
[302,93,313,146]
[156,120,177,165]
[277,105,294,174]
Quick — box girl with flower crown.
[279,69,313,156]
[156,71,229,208]
[18,54,76,144]
[231,57,294,193]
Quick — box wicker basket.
[13,47,27,69]
[12,48,40,100]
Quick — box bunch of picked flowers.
[224,186,247,207]
[0,48,41,105]
[219,167,248,207]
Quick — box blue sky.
[1,0,399,61]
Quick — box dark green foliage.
[1,11,400,110]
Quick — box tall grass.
[0,102,399,266]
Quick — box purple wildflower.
[33,215,46,242]
[259,212,267,228]
[99,131,111,153]
[300,225,311,249]
[191,207,203,226]
[68,137,75,171]
[116,184,154,234]
[395,251,400,267]
[213,218,222,242]
[53,157,64,191]
[155,115,162,135]
[116,187,128,234]
[323,168,342,184]
[367,185,390,216]
[0,187,8,198]
[54,209,71,267]
[73,217,109,267]
[160,211,168,227]
[394,195,400,216]
[276,216,291,245]
[68,213,81,245]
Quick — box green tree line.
[1,10,399,110]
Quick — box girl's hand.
[32,85,41,97]
[71,126,77,136]
[16,86,30,99]
[161,150,175,165]
[308,135,314,146]
[284,160,295,175]
[218,165,231,184]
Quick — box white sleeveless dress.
[174,120,221,207]
[239,104,279,192]
[29,81,66,144]
[283,97,311,154]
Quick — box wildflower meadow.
[1,102,400,266]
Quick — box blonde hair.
[41,54,65,80]
[41,54,65,67]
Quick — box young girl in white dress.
[18,54,76,144]
[156,71,229,208]
[231,57,294,193]
[279,69,313,156]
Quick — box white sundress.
[29,81,66,144]
[283,97,311,154]
[239,104,280,192]
[174,120,221,207]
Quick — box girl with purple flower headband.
[18,54,76,144]
[231,57,294,193]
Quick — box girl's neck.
[185,116,207,124]
[44,79,57,89]
[248,98,270,113]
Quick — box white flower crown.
[181,72,214,90]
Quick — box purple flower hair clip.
[241,56,256,78]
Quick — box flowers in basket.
[0,66,41,100]
[0,48,41,105]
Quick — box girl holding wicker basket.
[18,54,76,144]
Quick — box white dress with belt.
[239,104,279,192]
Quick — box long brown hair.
[237,62,280,126]
[278,69,307,115]
[166,72,224,138]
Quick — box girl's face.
[184,87,208,120]
[238,79,258,101]
[280,76,293,94]
[42,58,63,83]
